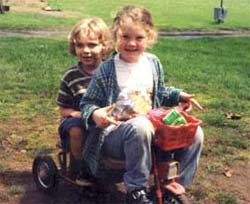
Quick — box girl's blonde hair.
[68,17,112,57]
[112,5,158,46]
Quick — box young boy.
[56,17,112,176]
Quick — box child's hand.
[114,113,138,121]
[92,105,120,128]
[179,92,204,111]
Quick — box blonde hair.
[68,17,112,57]
[112,5,158,46]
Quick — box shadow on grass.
[0,170,125,204]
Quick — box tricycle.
[32,104,202,204]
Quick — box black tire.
[164,193,190,204]
[32,155,58,193]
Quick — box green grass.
[0,37,75,122]
[0,36,250,203]
[0,12,76,30]
[1,36,250,120]
[0,0,250,30]
[153,37,250,101]
[1,36,249,143]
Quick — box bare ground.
[4,0,80,17]
[0,114,250,204]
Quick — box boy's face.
[116,18,148,63]
[75,32,103,73]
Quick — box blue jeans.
[156,126,204,186]
[102,116,203,192]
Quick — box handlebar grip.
[177,102,192,112]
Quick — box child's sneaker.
[75,170,95,186]
[125,188,153,204]
[164,192,190,204]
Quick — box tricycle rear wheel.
[32,155,58,193]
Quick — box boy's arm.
[56,71,88,118]
[59,106,81,118]
[56,76,77,114]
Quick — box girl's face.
[116,18,149,63]
[75,32,103,73]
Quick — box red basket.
[147,108,202,151]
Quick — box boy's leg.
[58,117,84,177]
[69,127,83,160]
[102,116,154,192]
[58,117,84,152]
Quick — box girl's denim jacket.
[79,53,181,176]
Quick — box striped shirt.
[56,62,92,110]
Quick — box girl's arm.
[154,57,182,107]
[80,58,117,129]
[154,57,203,110]
[79,77,104,129]
[79,64,110,129]
[92,105,119,128]
[179,92,204,111]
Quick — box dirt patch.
[207,161,250,204]
[0,116,57,171]
[0,170,126,204]
[221,162,250,198]
[5,0,80,17]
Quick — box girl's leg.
[174,126,204,186]
[102,116,154,192]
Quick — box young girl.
[80,6,203,204]
[56,17,111,177]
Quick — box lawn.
[0,35,250,203]
[0,0,250,30]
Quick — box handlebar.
[176,102,192,112]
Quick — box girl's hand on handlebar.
[92,105,120,128]
[179,92,204,111]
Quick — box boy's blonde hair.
[112,5,158,46]
[68,17,112,57]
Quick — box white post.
[221,0,224,8]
